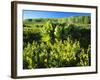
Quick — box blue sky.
[23,10,91,19]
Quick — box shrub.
[23,37,90,69]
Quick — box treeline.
[23,16,90,27]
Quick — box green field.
[23,16,91,69]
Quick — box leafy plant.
[23,16,91,69]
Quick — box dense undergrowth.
[23,16,91,69]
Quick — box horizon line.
[23,15,90,20]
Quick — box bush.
[23,37,90,69]
[23,16,91,69]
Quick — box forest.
[23,16,91,69]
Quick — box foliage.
[23,16,91,69]
[23,38,90,69]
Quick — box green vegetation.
[23,16,91,69]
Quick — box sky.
[23,10,91,19]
